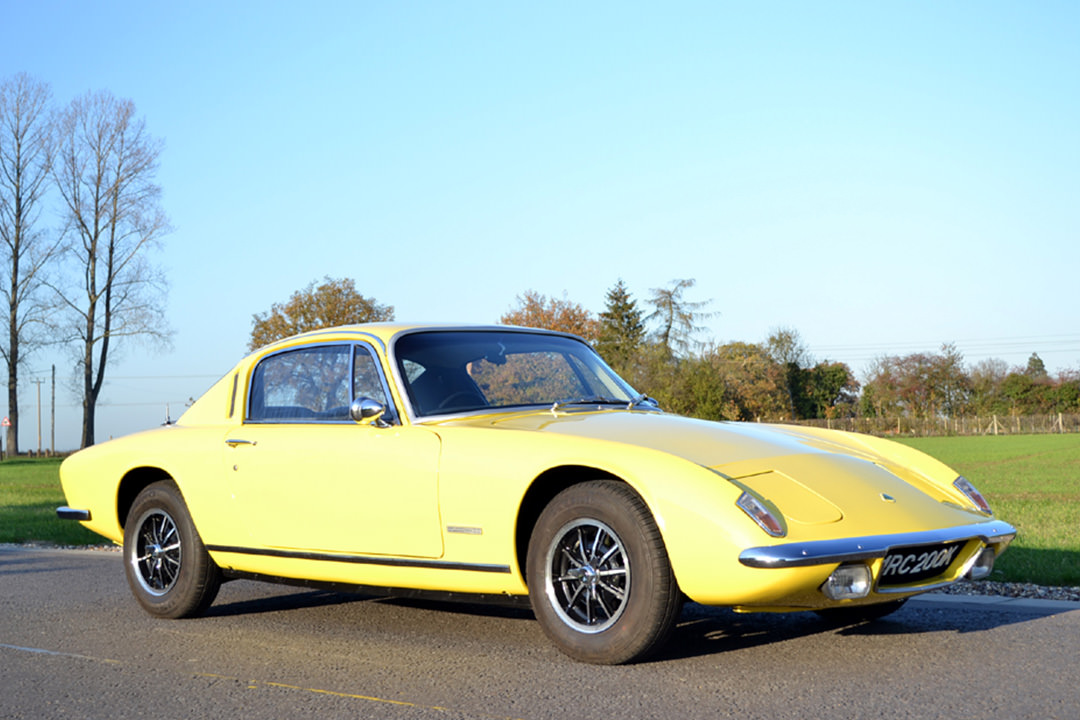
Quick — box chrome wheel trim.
[130,508,182,597]
[544,518,630,634]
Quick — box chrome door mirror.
[350,397,387,426]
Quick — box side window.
[248,345,351,422]
[353,346,389,406]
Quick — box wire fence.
[791,413,1080,437]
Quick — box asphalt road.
[2,546,1078,720]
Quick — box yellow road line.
[2,643,524,720]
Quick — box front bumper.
[738,519,1016,569]
[56,507,92,521]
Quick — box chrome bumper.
[738,519,1016,569]
[56,507,92,521]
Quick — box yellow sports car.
[58,323,1015,664]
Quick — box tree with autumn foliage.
[499,290,599,342]
[705,342,788,420]
[860,344,970,419]
[249,277,393,350]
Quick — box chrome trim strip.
[386,327,632,424]
[262,328,388,354]
[446,526,483,535]
[205,544,511,574]
[56,507,91,521]
[243,340,401,426]
[738,519,1016,569]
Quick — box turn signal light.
[954,476,992,515]
[736,492,785,537]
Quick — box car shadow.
[201,579,1077,662]
[205,588,372,617]
[372,595,535,620]
[204,584,534,620]
[652,599,1079,663]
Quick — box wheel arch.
[515,465,636,589]
[117,466,176,529]
[511,452,761,605]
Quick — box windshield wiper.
[627,393,660,410]
[550,395,660,413]
[551,396,627,412]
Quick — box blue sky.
[2,1,1078,450]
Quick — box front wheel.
[123,480,221,618]
[527,481,681,664]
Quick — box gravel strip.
[3,542,121,552]
[932,579,1080,603]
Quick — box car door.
[225,342,443,559]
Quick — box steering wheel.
[437,391,486,410]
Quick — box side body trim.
[206,544,512,574]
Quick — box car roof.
[254,322,580,354]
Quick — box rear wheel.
[527,481,681,664]
[123,481,221,618]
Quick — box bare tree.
[51,90,171,447]
[0,73,59,456]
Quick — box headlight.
[822,563,872,600]
[965,546,997,580]
[736,492,785,537]
[953,476,992,515]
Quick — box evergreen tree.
[645,278,714,357]
[1025,352,1048,380]
[596,279,644,368]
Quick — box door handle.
[225,438,257,447]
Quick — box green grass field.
[0,457,102,546]
[899,434,1080,587]
[3,434,1078,586]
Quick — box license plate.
[878,542,962,586]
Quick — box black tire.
[123,480,221,618]
[815,599,907,625]
[526,481,682,664]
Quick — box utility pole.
[51,365,56,455]
[33,378,44,456]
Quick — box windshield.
[393,330,640,416]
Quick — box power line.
[25,370,220,381]
[808,334,1080,366]
[811,333,1080,353]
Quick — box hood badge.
[880,493,896,503]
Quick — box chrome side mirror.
[350,397,387,426]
